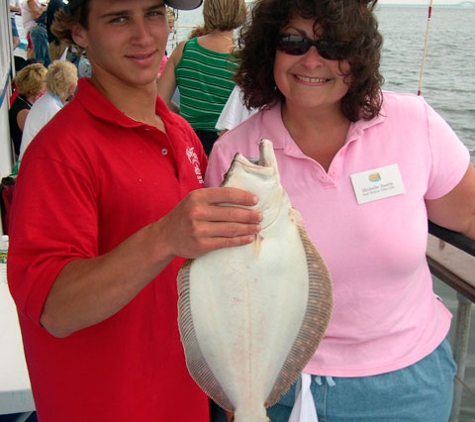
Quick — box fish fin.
[177,261,236,412]
[264,223,333,407]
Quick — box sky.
[379,0,462,3]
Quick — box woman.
[156,0,247,155]
[8,62,47,158]
[206,0,475,421]
[19,60,79,161]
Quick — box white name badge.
[350,164,405,205]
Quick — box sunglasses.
[277,34,352,60]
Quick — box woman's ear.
[71,24,87,49]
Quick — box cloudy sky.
[380,0,462,3]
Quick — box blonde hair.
[166,7,176,25]
[46,61,79,98]
[14,63,47,97]
[203,0,247,31]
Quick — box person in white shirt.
[21,0,46,59]
[215,85,257,134]
[20,60,78,161]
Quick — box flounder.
[177,139,333,422]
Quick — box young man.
[7,1,262,421]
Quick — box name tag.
[350,164,405,204]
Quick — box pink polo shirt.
[205,91,470,377]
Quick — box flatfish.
[177,139,333,422]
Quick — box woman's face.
[274,15,351,113]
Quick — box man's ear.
[71,24,87,49]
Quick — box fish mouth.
[234,139,277,175]
[221,139,280,192]
[221,138,283,228]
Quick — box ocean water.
[377,6,475,161]
[172,4,475,420]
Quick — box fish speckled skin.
[177,139,333,422]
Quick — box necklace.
[221,35,234,42]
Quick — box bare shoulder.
[170,41,187,61]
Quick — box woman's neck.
[198,29,236,53]
[282,102,351,171]
[207,29,235,43]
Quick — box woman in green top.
[157,0,247,155]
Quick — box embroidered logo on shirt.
[186,147,204,185]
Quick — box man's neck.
[90,74,162,128]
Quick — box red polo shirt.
[8,78,209,422]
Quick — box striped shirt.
[176,37,239,132]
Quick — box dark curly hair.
[235,0,384,121]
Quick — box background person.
[10,0,22,51]
[156,0,247,155]
[8,62,47,159]
[19,60,78,161]
[21,0,46,59]
[206,0,475,421]
[7,1,262,422]
[46,0,68,61]
[215,84,257,135]
[29,12,52,67]
[158,6,177,76]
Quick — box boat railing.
[427,221,475,422]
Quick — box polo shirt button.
[161,148,168,155]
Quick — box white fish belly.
[188,220,308,410]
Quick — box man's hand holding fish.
[156,187,263,259]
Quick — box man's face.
[72,0,169,88]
